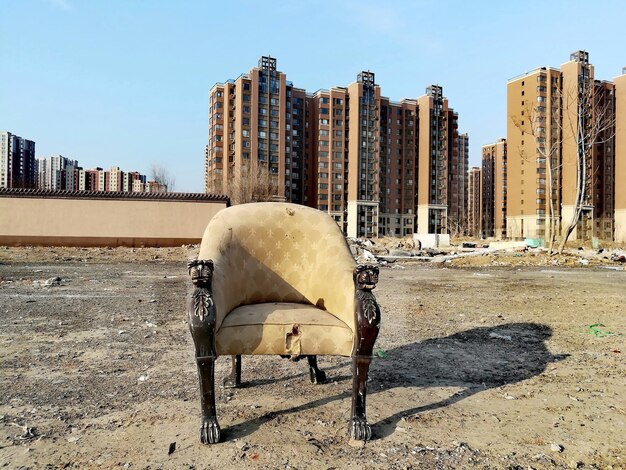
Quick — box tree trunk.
[557,108,586,254]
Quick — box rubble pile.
[346,237,626,269]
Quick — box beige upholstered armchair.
[187,202,381,444]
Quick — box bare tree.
[557,81,615,253]
[511,81,615,254]
[150,164,175,192]
[225,159,279,205]
[511,96,563,253]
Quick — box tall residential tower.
[206,57,469,238]
[0,131,36,189]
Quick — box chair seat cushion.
[215,302,354,356]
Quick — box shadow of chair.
[221,322,567,441]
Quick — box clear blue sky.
[2,0,624,193]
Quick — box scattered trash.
[235,440,249,451]
[585,324,621,338]
[67,436,80,443]
[362,250,377,262]
[610,253,626,263]
[375,348,388,359]
[118,330,127,335]
[44,276,62,287]
[413,446,437,453]
[10,423,39,441]
[578,259,590,266]
[550,443,564,453]
[137,374,149,382]
[168,442,176,455]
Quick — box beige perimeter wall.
[0,196,228,247]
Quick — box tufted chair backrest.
[198,203,356,331]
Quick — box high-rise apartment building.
[481,139,507,239]
[615,68,626,243]
[124,171,147,192]
[308,86,350,232]
[346,72,381,238]
[507,51,619,241]
[0,131,36,189]
[206,57,468,238]
[449,132,469,235]
[35,155,78,190]
[57,165,150,193]
[416,86,465,234]
[108,166,122,192]
[378,98,418,237]
[205,56,307,205]
[467,167,482,237]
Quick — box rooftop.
[0,188,229,203]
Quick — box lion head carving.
[354,264,379,290]
[188,259,214,285]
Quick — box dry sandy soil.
[0,246,625,469]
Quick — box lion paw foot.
[349,416,371,441]
[199,417,221,444]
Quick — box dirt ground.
[0,246,625,469]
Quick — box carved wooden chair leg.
[187,259,221,444]
[350,355,372,440]
[349,265,381,441]
[307,355,327,384]
[223,355,242,388]
[196,355,220,444]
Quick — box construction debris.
[347,236,626,269]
